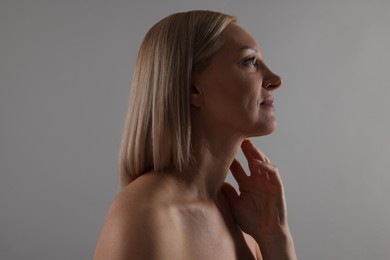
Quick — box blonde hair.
[119,10,236,187]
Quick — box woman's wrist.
[253,228,297,260]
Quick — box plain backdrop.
[1,0,389,259]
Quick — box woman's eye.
[243,56,257,66]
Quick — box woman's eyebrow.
[237,45,258,53]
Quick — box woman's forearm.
[254,230,297,260]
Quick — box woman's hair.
[119,10,237,187]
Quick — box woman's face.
[192,23,282,137]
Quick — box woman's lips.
[261,96,274,107]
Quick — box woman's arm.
[253,231,296,260]
[223,139,297,260]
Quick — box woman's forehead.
[221,23,262,55]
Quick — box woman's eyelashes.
[242,56,258,67]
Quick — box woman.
[94,10,297,260]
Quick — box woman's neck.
[171,127,245,202]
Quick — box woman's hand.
[223,140,297,260]
[222,139,290,238]
[223,139,297,259]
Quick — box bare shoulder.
[94,173,182,260]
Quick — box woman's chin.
[251,121,277,137]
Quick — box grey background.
[1,0,389,259]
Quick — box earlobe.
[190,85,203,107]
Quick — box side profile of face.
[191,23,283,137]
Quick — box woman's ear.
[190,84,203,107]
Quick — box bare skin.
[94,166,261,260]
[94,23,297,260]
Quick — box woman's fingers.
[241,141,261,177]
[242,139,263,161]
[241,139,272,177]
[242,139,271,162]
[230,158,247,182]
[231,139,281,185]
[253,160,283,188]
[222,182,239,206]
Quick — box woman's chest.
[174,202,257,260]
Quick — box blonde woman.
[94,10,297,260]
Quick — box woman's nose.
[262,72,282,91]
[259,61,282,90]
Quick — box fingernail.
[253,159,262,165]
[244,138,251,144]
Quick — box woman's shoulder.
[94,172,182,259]
[117,171,179,207]
[109,171,180,229]
[111,172,180,236]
